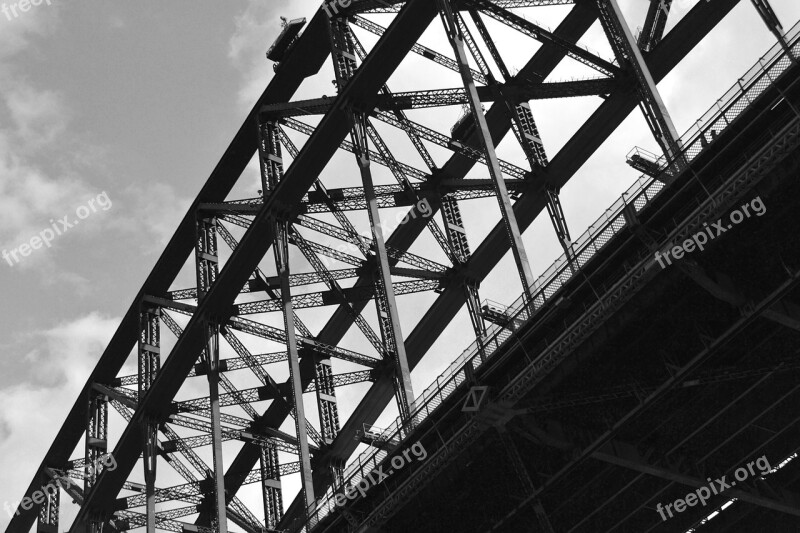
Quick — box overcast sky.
[1,0,799,530]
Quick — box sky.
[1,0,799,530]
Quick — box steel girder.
[105,394,277,533]
[260,80,619,118]
[171,371,375,414]
[137,304,160,533]
[231,279,440,315]
[638,0,672,51]
[260,113,318,514]
[275,110,530,179]
[344,0,577,16]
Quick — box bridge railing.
[655,21,800,172]
[296,19,800,532]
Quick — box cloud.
[0,313,119,514]
[228,0,294,108]
[23,313,118,387]
[117,181,193,249]
[0,12,101,269]
[0,139,93,254]
[0,0,58,60]
[4,82,68,147]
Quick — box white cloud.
[4,82,68,147]
[0,0,58,60]
[118,181,192,249]
[0,313,119,515]
[228,0,294,108]
[0,142,92,253]
[0,13,101,270]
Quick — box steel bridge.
[7,0,800,532]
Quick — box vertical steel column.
[638,0,672,51]
[195,216,228,533]
[596,0,684,172]
[441,197,486,355]
[469,13,549,172]
[204,320,228,533]
[327,18,357,91]
[751,0,783,36]
[750,0,795,59]
[257,121,283,193]
[325,16,415,422]
[84,391,107,533]
[464,279,487,362]
[509,102,548,170]
[84,392,108,493]
[455,11,492,83]
[259,442,283,530]
[273,216,316,513]
[437,0,537,307]
[259,118,319,517]
[460,12,547,169]
[86,516,103,533]
[260,119,343,451]
[351,113,416,422]
[141,424,158,533]
[544,185,575,268]
[137,304,160,533]
[497,429,554,533]
[468,10,565,272]
[36,471,59,533]
[501,99,571,267]
[314,356,340,445]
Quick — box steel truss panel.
[277,2,603,527]
[68,2,436,531]
[277,0,747,528]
